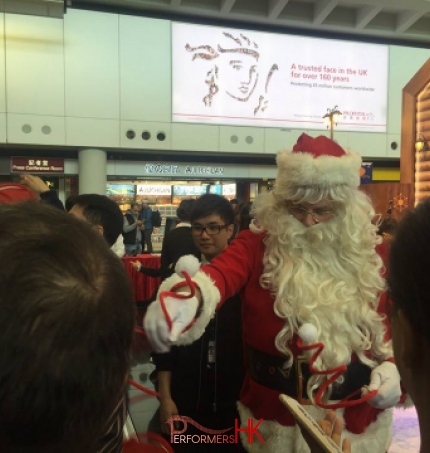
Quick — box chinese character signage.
[11,157,64,174]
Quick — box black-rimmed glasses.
[191,224,229,236]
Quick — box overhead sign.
[144,163,225,177]
[137,184,172,196]
[222,183,237,196]
[172,22,388,132]
[108,160,278,180]
[11,157,64,174]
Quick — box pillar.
[78,148,107,194]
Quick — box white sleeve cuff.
[157,270,221,345]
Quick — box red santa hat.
[0,183,38,204]
[275,133,362,191]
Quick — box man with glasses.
[151,194,245,452]
[145,134,400,452]
[285,201,335,225]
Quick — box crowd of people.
[0,132,427,453]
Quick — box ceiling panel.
[70,0,430,45]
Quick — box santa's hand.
[362,361,401,409]
[143,294,199,353]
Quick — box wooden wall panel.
[401,58,430,207]
[360,183,413,221]
[415,81,430,204]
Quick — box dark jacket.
[40,189,65,211]
[153,293,245,414]
[122,213,138,245]
[160,225,200,280]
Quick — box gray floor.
[390,407,420,453]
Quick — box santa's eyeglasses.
[287,204,335,223]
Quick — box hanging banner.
[172,22,388,132]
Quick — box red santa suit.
[158,229,393,452]
[150,134,399,453]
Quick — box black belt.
[247,345,372,403]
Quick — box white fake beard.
[261,213,388,372]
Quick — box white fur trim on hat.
[156,269,221,345]
[275,148,362,190]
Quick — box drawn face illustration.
[220,54,259,102]
[185,31,278,115]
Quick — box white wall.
[1,10,429,159]
[5,13,65,145]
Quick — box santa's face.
[285,198,336,227]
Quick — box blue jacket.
[139,207,152,230]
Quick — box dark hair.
[190,194,235,225]
[388,200,430,341]
[377,217,398,236]
[0,203,135,452]
[64,195,78,212]
[74,194,123,246]
[238,202,253,231]
[176,199,196,222]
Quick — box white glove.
[143,294,199,353]
[362,361,401,409]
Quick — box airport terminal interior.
[1,0,429,451]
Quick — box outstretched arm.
[143,230,263,353]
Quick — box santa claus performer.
[144,134,401,453]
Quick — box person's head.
[388,200,430,405]
[238,201,253,231]
[230,198,239,208]
[251,134,389,375]
[377,217,398,246]
[64,195,79,212]
[176,199,196,222]
[141,200,149,208]
[0,202,135,452]
[253,134,370,235]
[69,194,123,247]
[130,203,140,216]
[190,194,234,260]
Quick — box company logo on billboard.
[11,157,65,174]
[167,415,264,446]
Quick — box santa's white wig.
[251,134,392,399]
